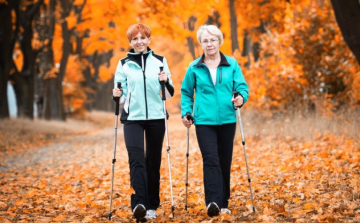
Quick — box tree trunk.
[242,30,252,67]
[43,78,65,120]
[94,79,115,112]
[59,0,71,81]
[330,0,360,64]
[229,0,240,53]
[186,16,197,60]
[44,0,72,120]
[15,2,42,119]
[41,0,66,120]
[0,3,13,118]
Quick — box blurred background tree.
[1,0,359,120]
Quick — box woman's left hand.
[158,71,168,82]
[232,95,244,108]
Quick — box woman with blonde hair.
[181,24,249,217]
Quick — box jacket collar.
[127,47,152,56]
[126,47,152,69]
[195,52,230,67]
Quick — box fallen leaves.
[0,112,359,222]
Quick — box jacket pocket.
[120,93,131,123]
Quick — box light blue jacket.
[181,53,249,125]
[114,48,174,121]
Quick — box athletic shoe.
[221,208,232,214]
[146,209,157,219]
[206,202,220,217]
[133,204,146,220]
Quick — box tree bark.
[12,0,43,119]
[94,79,115,111]
[330,0,360,64]
[42,0,71,120]
[242,30,252,67]
[229,0,240,53]
[186,16,197,60]
[41,0,62,120]
[0,3,14,118]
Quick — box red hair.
[126,24,151,42]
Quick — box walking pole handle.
[233,91,241,108]
[160,67,166,100]
[115,82,122,115]
[186,112,194,122]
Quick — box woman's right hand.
[113,88,122,98]
[182,115,193,128]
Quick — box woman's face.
[200,31,220,56]
[130,32,151,53]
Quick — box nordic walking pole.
[160,66,175,217]
[233,91,256,213]
[184,112,193,211]
[108,82,122,220]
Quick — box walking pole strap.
[115,82,122,115]
[160,67,166,100]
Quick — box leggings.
[195,123,236,208]
[123,119,165,210]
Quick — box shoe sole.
[133,205,146,220]
[207,203,220,217]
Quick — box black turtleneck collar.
[127,47,152,69]
[195,52,230,67]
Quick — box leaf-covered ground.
[0,111,359,222]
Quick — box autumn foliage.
[1,0,360,222]
[6,0,359,117]
[1,111,360,222]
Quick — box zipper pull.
[141,53,144,72]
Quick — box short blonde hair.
[197,25,224,45]
[126,23,151,42]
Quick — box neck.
[205,52,220,61]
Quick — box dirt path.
[1,112,359,222]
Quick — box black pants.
[124,119,165,210]
[195,123,236,208]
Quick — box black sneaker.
[133,204,146,220]
[206,202,220,217]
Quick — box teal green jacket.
[181,53,249,125]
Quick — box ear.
[148,37,151,42]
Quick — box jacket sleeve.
[114,60,127,104]
[233,62,249,104]
[180,64,195,118]
[163,57,174,98]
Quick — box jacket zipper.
[141,53,148,120]
[204,64,215,87]
[219,68,222,84]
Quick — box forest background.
[1,0,359,119]
[0,0,360,222]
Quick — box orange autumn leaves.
[1,113,359,222]
[15,0,359,117]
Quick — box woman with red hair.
[112,23,174,221]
